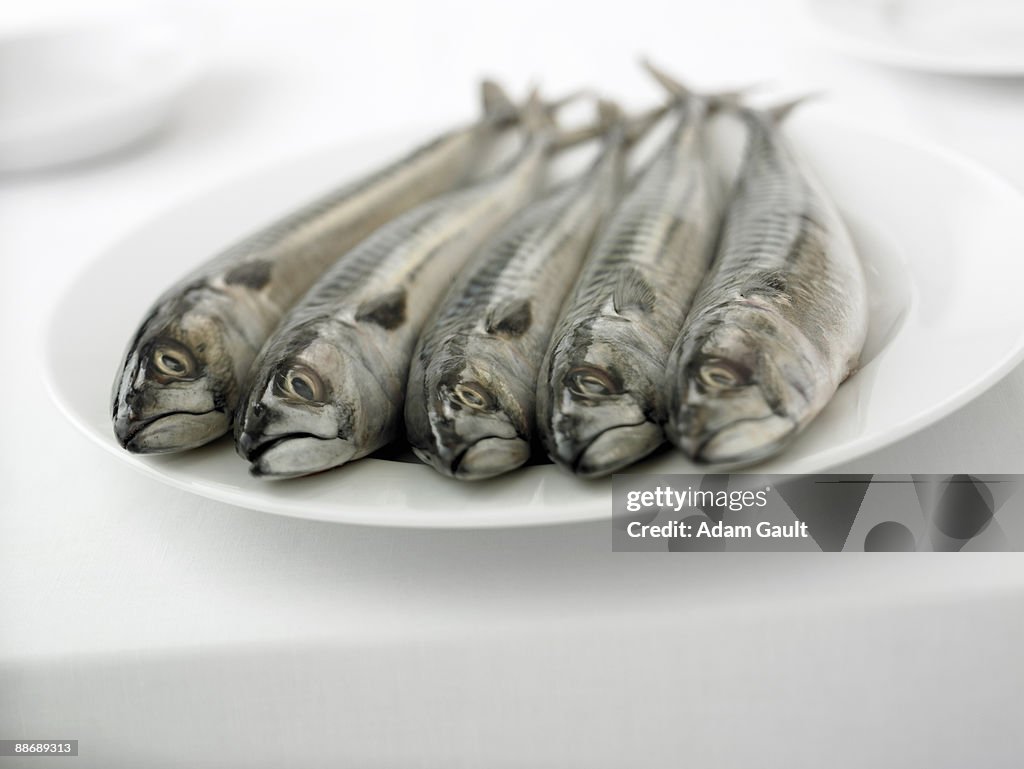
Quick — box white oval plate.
[44,112,1024,528]
[803,0,1024,76]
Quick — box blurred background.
[6,0,1024,276]
[4,0,1024,176]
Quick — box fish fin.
[761,93,820,123]
[544,89,590,116]
[598,98,669,148]
[485,298,532,336]
[704,81,769,114]
[519,87,555,134]
[597,98,625,127]
[224,260,272,290]
[641,57,761,114]
[705,88,756,115]
[552,125,600,152]
[480,79,518,125]
[640,58,692,99]
[570,97,669,149]
[355,288,407,330]
[484,79,588,130]
[612,268,656,314]
[551,97,623,151]
[624,103,671,146]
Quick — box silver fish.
[664,101,868,466]
[111,81,517,454]
[405,104,654,480]
[235,99,557,478]
[537,77,727,478]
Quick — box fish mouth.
[237,431,320,462]
[239,431,355,479]
[116,409,227,453]
[688,415,797,468]
[569,420,663,479]
[413,435,530,481]
[453,435,530,480]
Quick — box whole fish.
[663,101,868,466]
[112,81,517,454]
[537,70,727,478]
[405,103,663,480]
[235,97,559,478]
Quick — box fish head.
[235,331,389,478]
[541,336,663,478]
[111,286,251,453]
[408,355,531,480]
[667,305,823,466]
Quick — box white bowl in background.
[0,14,204,171]
[803,0,1024,76]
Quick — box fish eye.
[566,366,619,397]
[697,359,749,390]
[151,342,197,379]
[277,364,325,403]
[452,382,494,411]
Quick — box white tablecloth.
[2,1,1023,766]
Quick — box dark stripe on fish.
[224,260,273,289]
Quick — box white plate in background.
[0,13,204,172]
[43,114,1024,527]
[803,0,1024,76]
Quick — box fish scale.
[664,107,868,466]
[279,189,491,322]
[234,116,555,478]
[423,184,583,344]
[111,82,517,454]
[413,199,578,380]
[566,163,708,305]
[706,135,852,355]
[186,128,494,313]
[536,96,726,478]
[298,142,546,333]
[404,123,629,480]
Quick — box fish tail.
[519,87,555,134]
[624,102,671,145]
[640,57,762,114]
[594,100,631,189]
[640,57,692,99]
[483,79,590,132]
[759,93,821,124]
[540,89,602,152]
[480,79,519,125]
[704,87,757,115]
[592,98,670,148]
[545,88,591,115]
[543,91,665,153]
[596,98,625,128]
[549,94,654,152]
